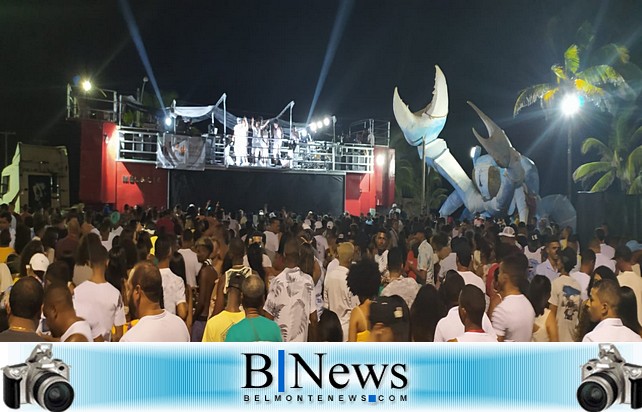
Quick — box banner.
[1,342,634,412]
[156,133,206,171]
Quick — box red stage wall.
[344,147,395,216]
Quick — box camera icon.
[578,343,642,411]
[3,344,74,412]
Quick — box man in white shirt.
[435,272,495,342]
[535,238,561,283]
[264,239,318,342]
[583,278,641,342]
[373,229,389,276]
[155,235,187,320]
[454,242,485,293]
[451,285,498,342]
[546,248,581,342]
[323,241,359,340]
[178,229,200,288]
[121,261,190,342]
[492,254,535,342]
[414,226,434,285]
[263,217,280,261]
[589,238,616,272]
[314,222,329,263]
[432,232,456,284]
[615,245,642,326]
[595,228,615,259]
[570,249,595,301]
[524,233,543,281]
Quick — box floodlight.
[323,117,331,126]
[310,123,318,132]
[316,121,323,129]
[165,117,172,127]
[376,153,386,167]
[561,94,581,117]
[81,80,92,92]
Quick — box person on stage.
[233,117,249,166]
[272,121,282,166]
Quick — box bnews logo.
[242,350,409,404]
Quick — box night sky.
[1,0,640,197]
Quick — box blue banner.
[1,343,635,411]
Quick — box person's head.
[66,218,80,236]
[228,237,245,265]
[0,211,12,231]
[580,249,596,274]
[42,284,76,338]
[128,261,163,319]
[41,227,59,251]
[458,285,486,327]
[410,284,446,342]
[8,276,44,324]
[559,247,577,274]
[44,261,71,289]
[413,226,429,242]
[498,253,529,293]
[241,274,265,310]
[246,243,266,283]
[195,237,214,263]
[318,310,343,342]
[619,286,642,334]
[269,218,280,234]
[169,252,187,285]
[28,253,50,281]
[0,228,10,247]
[431,232,450,259]
[181,229,194,247]
[374,230,388,251]
[440,270,465,307]
[527,275,552,317]
[19,239,44,277]
[337,241,355,267]
[545,238,561,261]
[154,234,172,262]
[283,238,300,266]
[227,272,244,306]
[588,279,621,323]
[86,238,108,270]
[105,246,128,292]
[588,266,618,296]
[595,228,607,242]
[614,245,633,272]
[369,295,410,342]
[454,242,472,269]
[347,258,381,303]
[387,247,403,273]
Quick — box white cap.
[29,253,50,272]
[500,226,516,238]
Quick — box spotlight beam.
[118,0,166,113]
[306,0,355,124]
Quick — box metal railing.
[348,119,390,146]
[66,84,118,122]
[117,127,158,163]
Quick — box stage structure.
[393,66,576,229]
[66,85,395,216]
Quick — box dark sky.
[1,0,640,196]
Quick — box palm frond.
[631,126,642,146]
[577,65,627,89]
[564,44,580,74]
[590,170,616,192]
[580,137,611,158]
[551,65,567,82]
[628,175,642,195]
[592,43,630,65]
[572,161,612,182]
[574,79,605,97]
[514,83,555,117]
[626,146,642,180]
[542,89,558,104]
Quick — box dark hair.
[119,238,138,269]
[619,286,641,334]
[228,238,245,261]
[241,275,265,310]
[154,234,172,261]
[75,233,102,266]
[440,270,465,307]
[593,279,621,313]
[431,232,449,251]
[13,224,32,255]
[410,284,446,342]
[454,242,472,267]
[500,254,529,289]
[347,258,381,301]
[560,247,577,274]
[318,310,343,342]
[86,237,109,267]
[247,243,266,285]
[298,242,316,277]
[182,229,193,243]
[170,252,187,285]
[528,275,551,316]
[45,261,71,286]
[588,266,618,296]
[595,228,606,241]
[580,249,596,264]
[387,247,403,271]
[459,284,486,326]
[41,227,59,251]
[130,261,163,303]
[9,276,44,319]
[105,246,128,292]
[0,229,11,247]
[615,246,632,262]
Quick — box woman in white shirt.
[528,275,551,342]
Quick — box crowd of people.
[1,201,641,343]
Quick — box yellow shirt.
[0,247,15,264]
[202,310,245,342]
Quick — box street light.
[81,80,92,92]
[561,93,582,199]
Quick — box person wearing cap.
[226,275,282,342]
[535,237,561,283]
[499,226,520,249]
[0,276,46,342]
[368,295,410,342]
[264,239,317,342]
[626,240,642,277]
[524,233,543,281]
[323,242,359,341]
[583,278,641,342]
[203,271,245,342]
[27,252,50,284]
[413,225,434,285]
[450,285,498,342]
[615,245,642,326]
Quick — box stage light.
[323,117,331,126]
[316,121,323,129]
[81,80,92,92]
[301,129,308,138]
[310,123,318,132]
[165,117,172,127]
[376,153,386,167]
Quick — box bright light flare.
[323,117,331,126]
[310,123,318,132]
[81,80,92,92]
[300,129,308,137]
[376,153,386,167]
[561,94,581,117]
[316,121,324,129]
[165,117,172,127]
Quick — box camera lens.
[33,372,74,412]
[577,372,618,412]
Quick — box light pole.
[561,93,581,200]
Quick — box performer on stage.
[251,117,261,166]
[272,121,282,166]
[259,117,270,167]
[233,117,249,166]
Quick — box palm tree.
[572,106,642,194]
[514,43,630,117]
